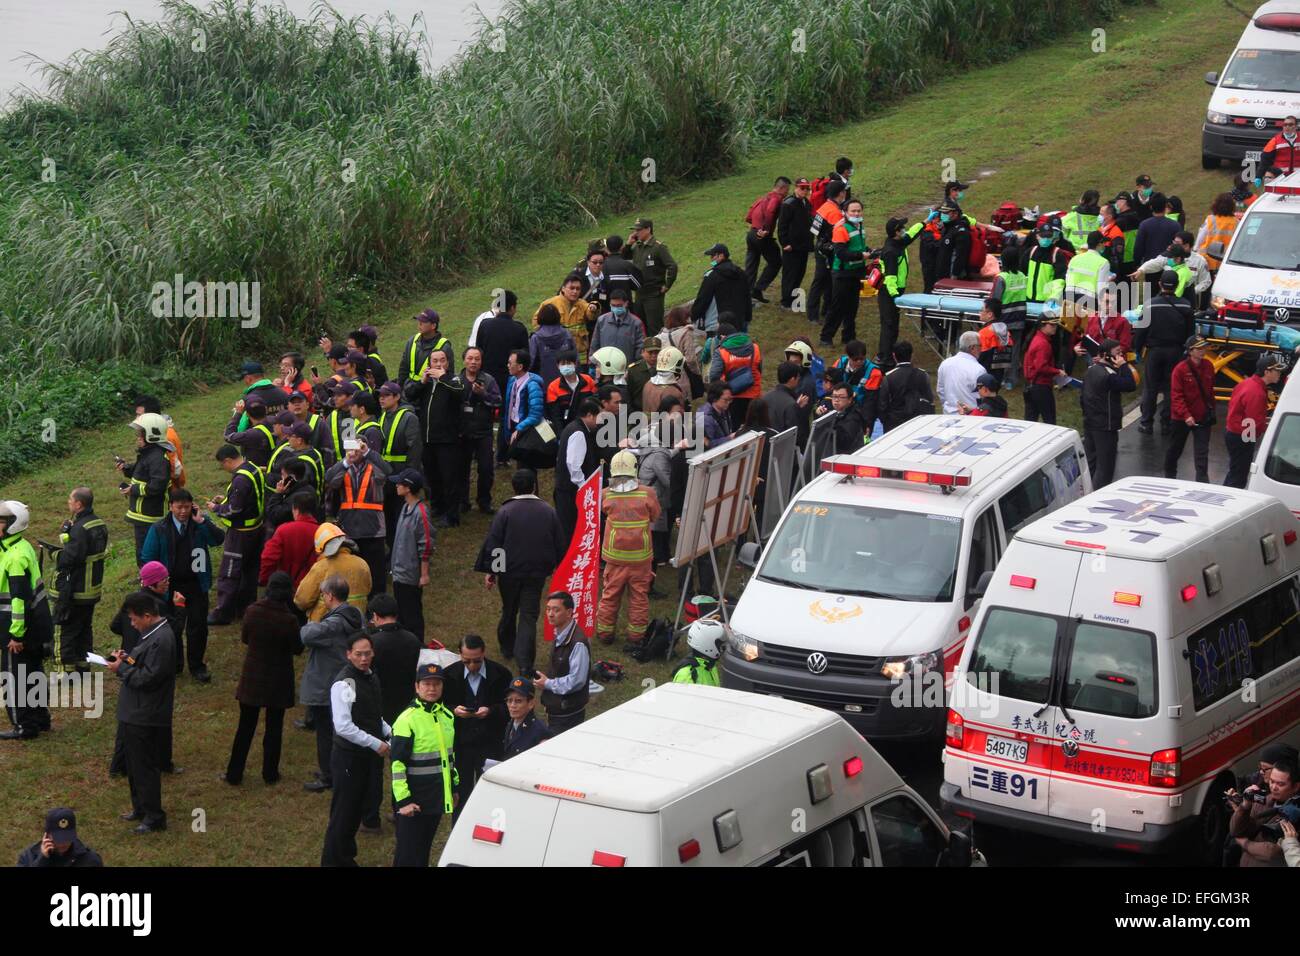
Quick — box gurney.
[896,288,1052,358]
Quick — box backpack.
[967,223,989,270]
[809,176,833,211]
[990,201,1020,231]
[592,660,625,682]
[744,193,767,227]
[628,617,674,662]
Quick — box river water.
[0,0,506,105]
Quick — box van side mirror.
[738,542,761,569]
[1204,71,1218,86]
[971,570,993,598]
[1205,241,1225,260]
[942,827,975,868]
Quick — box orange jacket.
[601,485,661,564]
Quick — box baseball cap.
[938,200,960,214]
[239,360,263,376]
[945,179,971,190]
[245,397,266,412]
[140,561,169,587]
[416,308,440,325]
[44,808,77,841]
[632,217,653,230]
[274,411,296,426]
[327,343,348,360]
[1136,174,1153,186]
[378,381,402,397]
[507,676,535,698]
[287,390,308,404]
[387,467,425,491]
[642,338,663,352]
[1112,190,1134,204]
[1158,269,1180,289]
[344,349,367,366]
[885,216,909,236]
[1258,353,1289,374]
[359,324,379,342]
[976,372,1000,391]
[289,422,313,440]
[1185,334,1209,351]
[415,662,445,681]
[794,178,811,187]
[703,243,729,257]
[334,381,359,397]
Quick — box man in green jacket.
[627,217,678,337]
[391,663,458,867]
[878,216,925,367]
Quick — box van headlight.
[881,651,941,680]
[1206,109,1230,125]
[727,628,761,661]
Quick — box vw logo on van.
[1061,739,1080,757]
[1256,116,1269,129]
[1276,308,1291,323]
[807,652,829,674]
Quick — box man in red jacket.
[1022,316,1062,424]
[1225,354,1286,487]
[259,491,320,588]
[744,176,791,304]
[1164,335,1216,482]
[1078,287,1134,358]
[1262,116,1300,177]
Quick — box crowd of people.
[2,150,1295,867]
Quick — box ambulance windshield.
[1264,413,1300,484]
[1227,211,1300,271]
[1220,49,1300,94]
[758,503,961,602]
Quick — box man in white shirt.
[554,400,601,540]
[936,330,984,414]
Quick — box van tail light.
[472,824,504,845]
[1286,530,1297,546]
[1010,574,1036,589]
[1181,584,1198,602]
[592,850,626,867]
[843,755,864,778]
[958,615,971,633]
[945,710,965,748]
[1149,748,1181,788]
[678,839,701,863]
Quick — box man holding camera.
[1227,752,1300,867]
[1078,338,1137,488]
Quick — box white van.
[1208,172,1300,321]
[1202,1,1300,170]
[722,414,1090,741]
[1249,371,1300,509]
[439,683,980,867]
[941,478,1300,860]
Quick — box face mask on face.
[848,215,863,224]
[941,214,952,225]
[710,259,720,268]
[612,305,627,316]
[956,191,965,201]
[1141,187,1153,199]
[1038,237,1052,248]
[558,364,576,377]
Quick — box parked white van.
[1248,372,1300,509]
[941,478,1300,861]
[1208,172,1300,321]
[439,683,980,867]
[1202,1,1300,169]
[722,414,1090,741]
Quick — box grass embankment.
[0,0,1131,478]
[0,0,1242,865]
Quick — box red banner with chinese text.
[544,469,602,641]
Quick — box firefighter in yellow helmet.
[595,451,661,646]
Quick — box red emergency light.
[820,456,971,488]
[678,839,701,863]
[1286,530,1297,546]
[1181,584,1198,602]
[1265,181,1300,195]
[843,755,864,778]
[1149,748,1181,788]
[1256,12,1300,31]
[472,824,504,845]
[592,850,626,867]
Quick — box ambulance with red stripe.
[942,478,1300,860]
[722,414,1089,741]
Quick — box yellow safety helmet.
[610,450,639,479]
[783,341,813,368]
[314,522,346,556]
[592,346,627,379]
[655,346,685,375]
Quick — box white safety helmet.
[783,340,813,368]
[592,346,628,380]
[0,500,31,535]
[610,450,639,480]
[687,619,726,660]
[131,412,169,445]
[655,346,685,375]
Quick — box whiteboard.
[672,431,764,568]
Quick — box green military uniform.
[628,220,678,337]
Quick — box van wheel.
[1188,780,1230,866]
[1201,153,1220,170]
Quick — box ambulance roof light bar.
[1256,12,1300,31]
[1264,171,1300,195]
[820,455,972,493]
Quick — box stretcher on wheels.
[895,280,1051,359]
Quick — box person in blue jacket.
[502,349,547,467]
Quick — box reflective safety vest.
[294,447,325,494]
[221,465,266,531]
[407,334,449,379]
[1122,227,1138,264]
[1197,214,1236,270]
[1059,209,1099,249]
[391,699,457,814]
[252,423,275,459]
[671,655,721,686]
[999,270,1028,306]
[602,487,654,563]
[50,517,108,603]
[831,221,868,273]
[341,464,384,512]
[355,419,383,450]
[1171,262,1193,297]
[1026,251,1066,303]
[379,407,411,463]
[1065,249,1108,297]
[267,441,293,476]
[0,535,49,640]
[325,409,350,461]
[718,345,762,399]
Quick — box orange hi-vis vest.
[340,464,384,511]
[1197,214,1236,270]
[718,344,762,399]
[601,486,659,564]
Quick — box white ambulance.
[1202,1,1300,170]
[941,478,1300,861]
[1208,173,1300,322]
[439,684,980,867]
[722,414,1090,741]
[1248,372,1300,509]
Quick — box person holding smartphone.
[1079,337,1137,488]
[16,808,102,867]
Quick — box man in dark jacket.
[474,469,568,678]
[458,346,502,515]
[442,633,511,819]
[823,383,867,454]
[17,808,103,867]
[1134,271,1195,434]
[404,350,464,527]
[935,202,972,283]
[377,382,423,545]
[107,590,177,834]
[301,576,366,793]
[1079,339,1137,487]
[554,399,601,542]
[777,178,814,310]
[877,341,935,431]
[690,244,753,332]
[602,235,644,305]
[766,362,810,447]
[207,445,265,625]
[502,676,550,759]
[118,417,172,566]
[51,487,108,674]
[1132,194,1180,268]
[470,291,528,394]
[366,593,423,727]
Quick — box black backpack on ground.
[628,618,674,662]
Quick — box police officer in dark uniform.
[17,808,103,867]
[628,217,678,337]
[207,444,266,625]
[224,398,276,471]
[1133,270,1195,435]
[52,487,108,674]
[502,676,550,760]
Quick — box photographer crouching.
[1227,748,1300,867]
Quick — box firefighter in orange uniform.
[595,451,660,647]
